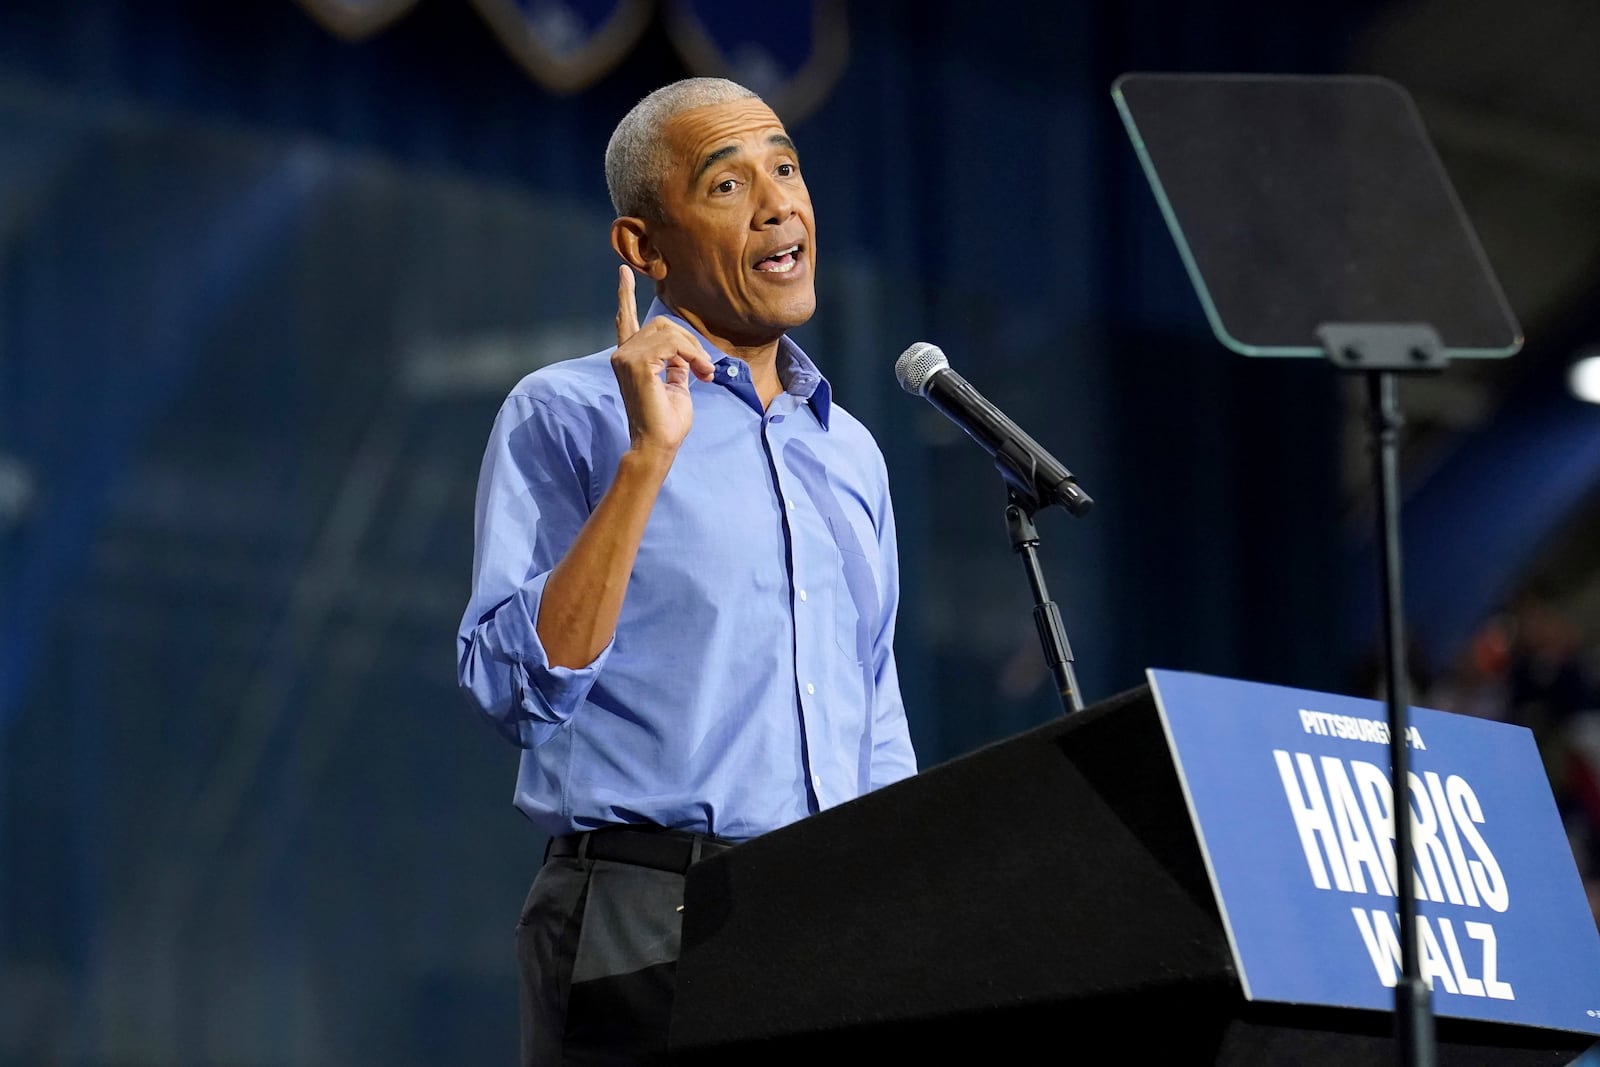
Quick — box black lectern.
[669,687,1588,1064]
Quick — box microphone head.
[894,342,949,396]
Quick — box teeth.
[755,245,801,273]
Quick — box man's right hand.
[612,265,716,462]
[532,268,718,669]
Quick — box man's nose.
[752,172,795,227]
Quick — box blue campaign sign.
[1148,668,1600,1035]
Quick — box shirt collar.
[642,298,832,429]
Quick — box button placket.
[768,426,834,814]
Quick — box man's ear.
[611,217,668,282]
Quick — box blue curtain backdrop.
[4,0,1583,1063]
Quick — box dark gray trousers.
[516,850,686,1066]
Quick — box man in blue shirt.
[458,77,917,1064]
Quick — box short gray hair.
[605,78,761,219]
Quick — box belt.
[547,827,735,874]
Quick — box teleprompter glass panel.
[1112,73,1522,358]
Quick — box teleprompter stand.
[1112,73,1525,1067]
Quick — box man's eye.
[715,179,737,193]
[776,163,796,177]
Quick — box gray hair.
[605,78,761,219]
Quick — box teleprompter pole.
[1321,323,1447,1067]
[1369,369,1435,1067]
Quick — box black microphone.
[895,342,1092,516]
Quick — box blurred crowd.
[1414,592,1600,925]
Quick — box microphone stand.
[1000,466,1088,715]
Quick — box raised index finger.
[616,265,640,344]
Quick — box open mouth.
[754,243,802,274]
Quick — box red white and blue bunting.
[469,0,655,95]
[292,0,421,40]
[662,1,848,121]
[293,0,849,119]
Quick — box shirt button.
[805,683,816,695]
[726,364,739,379]
[812,774,822,791]
[799,588,808,602]
[786,499,795,511]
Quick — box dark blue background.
[3,1,1597,1062]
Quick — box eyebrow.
[692,134,799,183]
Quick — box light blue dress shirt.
[457,300,917,842]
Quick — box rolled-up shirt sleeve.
[457,389,612,749]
